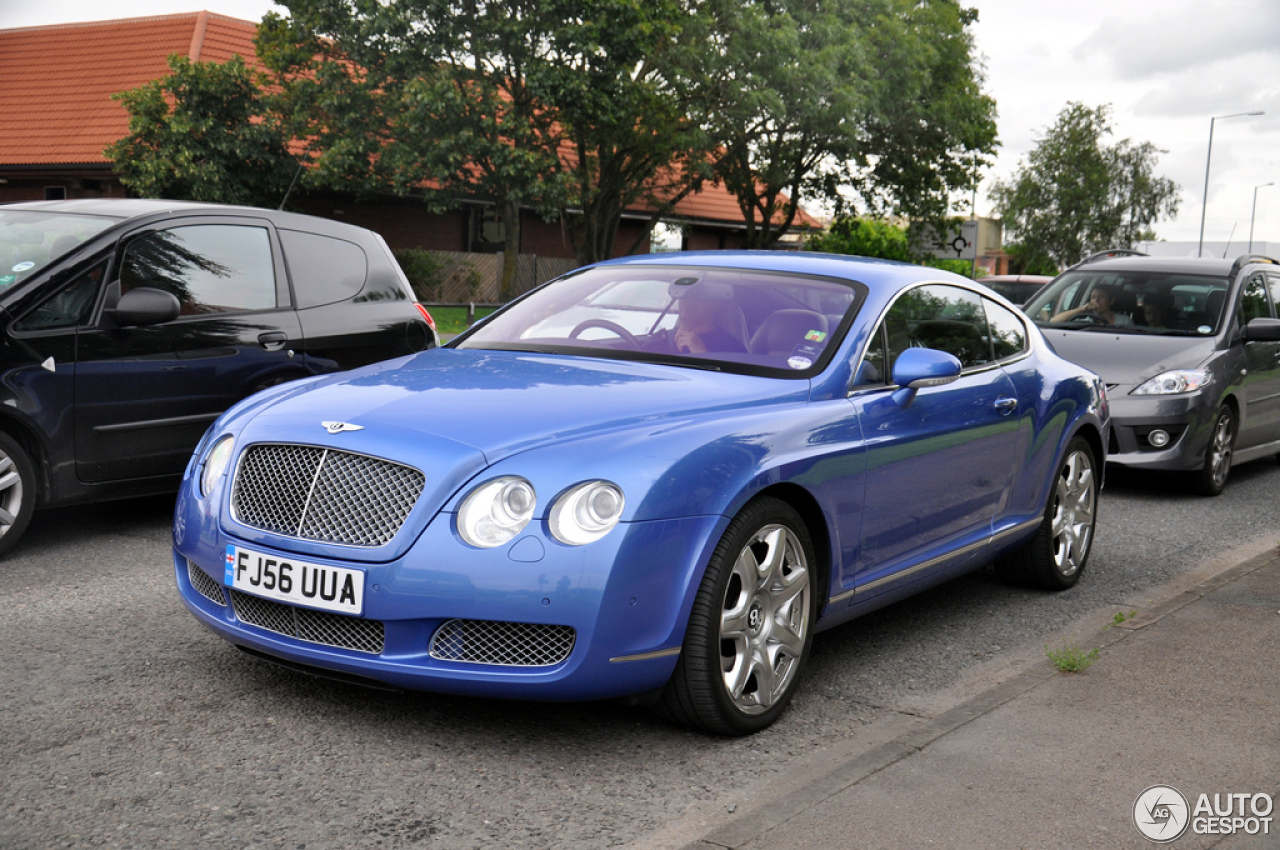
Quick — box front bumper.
[1105,390,1214,472]
[174,510,724,702]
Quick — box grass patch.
[1045,640,1100,673]
[424,305,498,337]
[1105,609,1138,628]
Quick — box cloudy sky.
[6,0,1280,251]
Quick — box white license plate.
[224,545,364,616]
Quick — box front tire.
[1188,405,1234,496]
[996,437,1097,591]
[656,497,817,735]
[0,432,37,558]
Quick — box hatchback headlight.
[1132,370,1212,395]
[457,477,537,548]
[200,436,236,497]
[549,481,625,546]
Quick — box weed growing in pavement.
[1104,609,1138,628]
[1045,641,1100,673]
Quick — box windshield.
[455,264,863,377]
[0,210,118,288]
[1025,269,1229,336]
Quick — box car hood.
[1038,328,1218,385]
[238,346,806,475]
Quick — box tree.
[106,55,296,207]
[990,102,1179,268]
[807,217,911,262]
[693,0,997,248]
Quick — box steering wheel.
[1072,311,1109,325]
[569,319,640,349]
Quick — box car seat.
[749,309,829,356]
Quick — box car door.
[73,218,305,483]
[1234,271,1280,450]
[846,284,1023,596]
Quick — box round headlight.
[549,481,625,546]
[457,477,536,548]
[1132,370,1212,395]
[200,435,235,497]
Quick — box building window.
[44,186,67,201]
[650,221,685,253]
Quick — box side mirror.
[890,347,962,408]
[1243,317,1280,342]
[106,286,180,327]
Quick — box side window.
[1268,274,1280,317]
[984,297,1027,360]
[853,323,888,387]
[120,225,276,315]
[278,229,368,309]
[887,284,989,369]
[13,260,107,332]
[1241,273,1273,323]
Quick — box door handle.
[994,397,1018,414]
[258,331,288,351]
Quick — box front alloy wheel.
[656,497,816,735]
[0,431,36,558]
[1189,406,1234,496]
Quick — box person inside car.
[1052,284,1133,326]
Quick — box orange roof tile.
[0,12,258,166]
[0,12,818,228]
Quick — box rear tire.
[655,497,816,735]
[1188,405,1234,496]
[0,432,37,559]
[996,437,1097,591]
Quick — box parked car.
[977,274,1054,306]
[175,251,1108,735]
[1024,251,1280,495]
[0,198,437,554]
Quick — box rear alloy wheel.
[1189,405,1234,497]
[996,437,1097,591]
[0,432,36,558]
[656,497,816,735]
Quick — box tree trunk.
[499,199,522,302]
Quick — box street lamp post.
[1249,182,1274,253]
[1199,110,1264,258]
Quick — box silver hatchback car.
[1025,252,1280,495]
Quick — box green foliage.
[990,102,1179,268]
[1004,242,1060,276]
[808,217,912,261]
[392,248,481,302]
[106,55,295,207]
[921,258,976,278]
[1045,640,1100,673]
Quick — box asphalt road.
[3,460,1278,849]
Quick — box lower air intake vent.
[429,619,576,667]
[230,590,384,655]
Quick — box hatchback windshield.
[456,265,862,376]
[1025,270,1230,336]
[0,210,119,288]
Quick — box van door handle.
[994,397,1018,414]
[258,331,288,351]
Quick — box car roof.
[1066,255,1237,275]
[1,198,376,240]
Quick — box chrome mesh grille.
[429,620,576,667]
[232,444,425,547]
[229,590,384,654]
[187,560,227,607]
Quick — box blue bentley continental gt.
[174,252,1109,735]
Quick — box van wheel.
[0,432,37,558]
[1188,406,1234,496]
